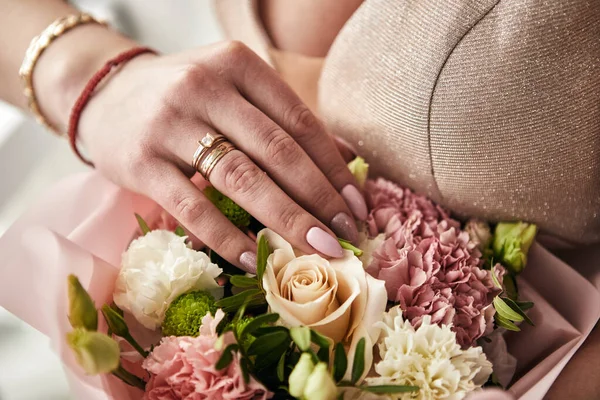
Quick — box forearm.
[0,0,137,131]
[546,323,600,399]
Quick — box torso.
[216,0,600,246]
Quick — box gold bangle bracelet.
[19,13,107,136]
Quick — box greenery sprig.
[491,265,535,332]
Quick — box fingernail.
[341,184,368,221]
[239,252,257,274]
[306,227,344,258]
[331,212,359,244]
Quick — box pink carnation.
[142,310,272,400]
[364,179,501,347]
[364,178,459,238]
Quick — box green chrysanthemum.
[204,186,251,228]
[161,291,217,337]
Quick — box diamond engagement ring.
[192,133,236,180]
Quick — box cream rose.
[259,229,387,382]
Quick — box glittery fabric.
[215,0,600,245]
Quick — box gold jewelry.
[19,13,107,135]
[192,132,227,170]
[199,141,236,180]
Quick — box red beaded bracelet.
[68,46,158,166]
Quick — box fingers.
[145,162,259,273]
[205,149,344,258]
[207,98,359,243]
[333,135,358,163]
[226,47,368,221]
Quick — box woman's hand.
[76,41,367,272]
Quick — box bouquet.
[61,157,543,400]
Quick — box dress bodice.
[216,0,600,245]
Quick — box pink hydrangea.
[142,310,272,400]
[364,179,501,347]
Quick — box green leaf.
[317,346,330,364]
[247,331,290,356]
[338,238,363,257]
[503,274,519,300]
[493,296,524,322]
[239,297,268,310]
[359,385,419,394]
[290,326,311,352]
[310,329,331,349]
[216,344,239,370]
[503,297,534,326]
[256,235,270,283]
[110,303,124,317]
[351,337,366,384]
[254,326,290,336]
[215,288,262,311]
[230,275,259,288]
[240,313,280,338]
[254,337,291,369]
[240,357,251,384]
[174,226,186,237]
[134,213,150,235]
[516,300,535,311]
[490,264,502,289]
[308,349,319,365]
[216,314,232,335]
[495,314,521,332]
[277,351,286,382]
[333,342,348,383]
[233,302,248,325]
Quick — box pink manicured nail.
[239,252,257,274]
[331,212,359,244]
[306,227,344,258]
[341,184,368,221]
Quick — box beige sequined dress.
[215,0,600,246]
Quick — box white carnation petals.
[113,230,222,330]
[365,306,492,400]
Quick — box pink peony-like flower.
[365,179,501,347]
[142,310,272,400]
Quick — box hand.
[77,41,368,272]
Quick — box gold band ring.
[198,141,236,180]
[192,132,236,180]
[192,132,227,171]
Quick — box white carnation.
[365,306,492,400]
[113,230,223,330]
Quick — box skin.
[0,0,366,273]
[0,0,596,396]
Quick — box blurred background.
[0,1,223,398]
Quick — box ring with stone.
[191,132,227,171]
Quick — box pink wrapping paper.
[0,171,598,400]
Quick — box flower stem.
[124,333,149,358]
[112,365,146,390]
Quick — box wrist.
[33,23,139,132]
